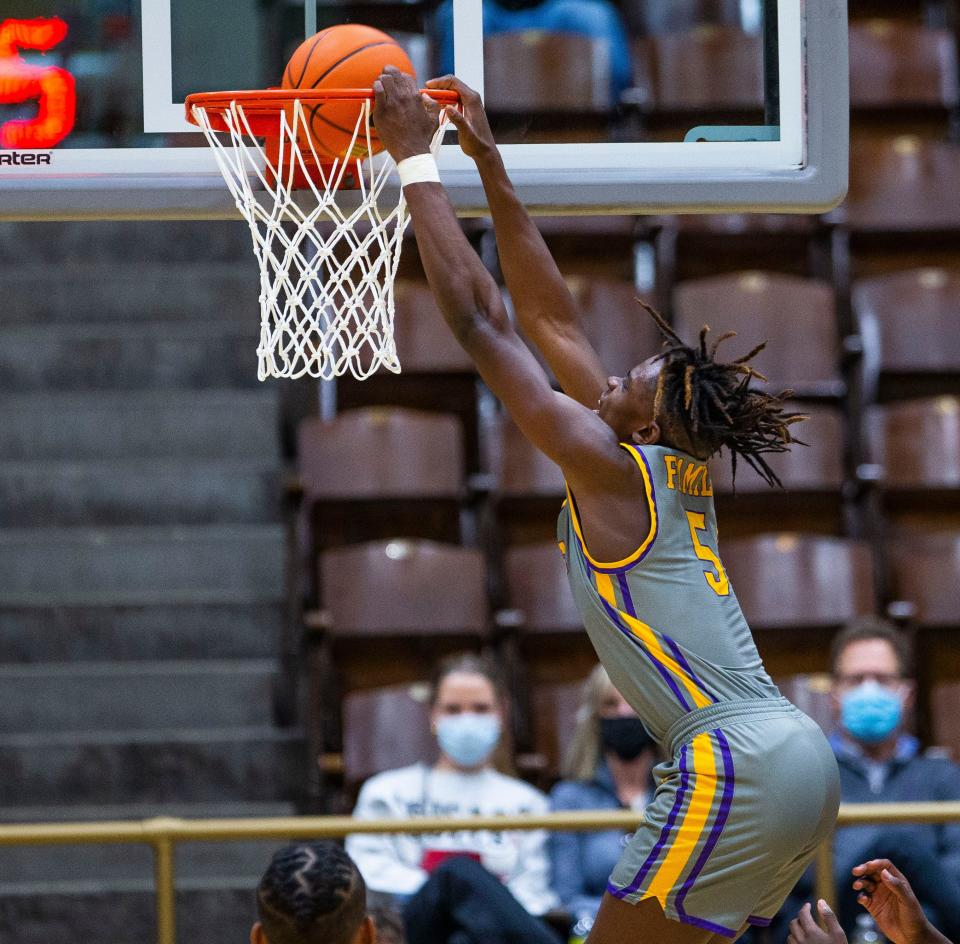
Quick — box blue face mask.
[436,713,501,768]
[841,681,903,743]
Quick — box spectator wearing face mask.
[827,620,960,936]
[346,652,561,944]
[774,620,960,939]
[548,664,659,930]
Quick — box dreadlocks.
[639,299,806,488]
[257,841,366,944]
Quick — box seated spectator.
[787,858,954,944]
[549,664,658,930]
[774,620,960,938]
[368,905,407,944]
[433,0,632,106]
[346,652,562,944]
[252,840,375,944]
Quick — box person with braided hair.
[252,841,376,944]
[372,68,840,943]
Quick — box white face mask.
[436,713,501,767]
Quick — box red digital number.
[0,17,76,149]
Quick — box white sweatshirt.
[346,763,559,916]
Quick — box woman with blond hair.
[550,665,660,933]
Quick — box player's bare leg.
[587,893,750,944]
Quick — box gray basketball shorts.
[607,696,840,937]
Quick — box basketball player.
[253,840,375,944]
[372,67,840,943]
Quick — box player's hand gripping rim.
[372,65,445,163]
[425,75,497,164]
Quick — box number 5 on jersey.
[685,510,729,596]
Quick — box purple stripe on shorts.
[677,913,740,937]
[674,730,736,920]
[748,916,773,927]
[598,597,690,711]
[609,744,691,899]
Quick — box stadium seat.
[341,683,434,785]
[848,20,958,125]
[887,530,960,627]
[297,407,465,557]
[493,416,566,499]
[776,674,834,734]
[833,136,960,234]
[648,214,828,308]
[930,681,960,759]
[863,397,960,530]
[866,396,960,490]
[672,271,844,398]
[619,0,743,38]
[336,279,483,471]
[852,268,960,402]
[722,534,877,631]
[500,542,581,635]
[709,406,846,537]
[572,277,665,373]
[722,534,876,675]
[892,533,960,752]
[497,543,595,764]
[488,415,567,546]
[318,539,489,640]
[307,539,489,775]
[710,407,845,494]
[638,26,763,118]
[497,217,641,281]
[528,215,641,242]
[526,679,584,780]
[390,281,475,373]
[831,137,960,305]
[485,32,613,113]
[483,31,618,142]
[519,277,664,381]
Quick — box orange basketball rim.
[185,88,458,189]
[182,86,458,382]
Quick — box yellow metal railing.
[2,802,958,944]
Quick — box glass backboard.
[0,0,848,220]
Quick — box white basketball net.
[190,96,448,381]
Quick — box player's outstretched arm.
[424,74,607,411]
[372,67,635,492]
[852,860,953,944]
[787,900,847,944]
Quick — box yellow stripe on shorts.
[647,732,719,906]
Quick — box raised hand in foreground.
[787,900,847,944]
[852,859,953,944]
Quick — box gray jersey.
[558,442,780,745]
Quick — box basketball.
[281,24,415,161]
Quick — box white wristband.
[397,153,441,188]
